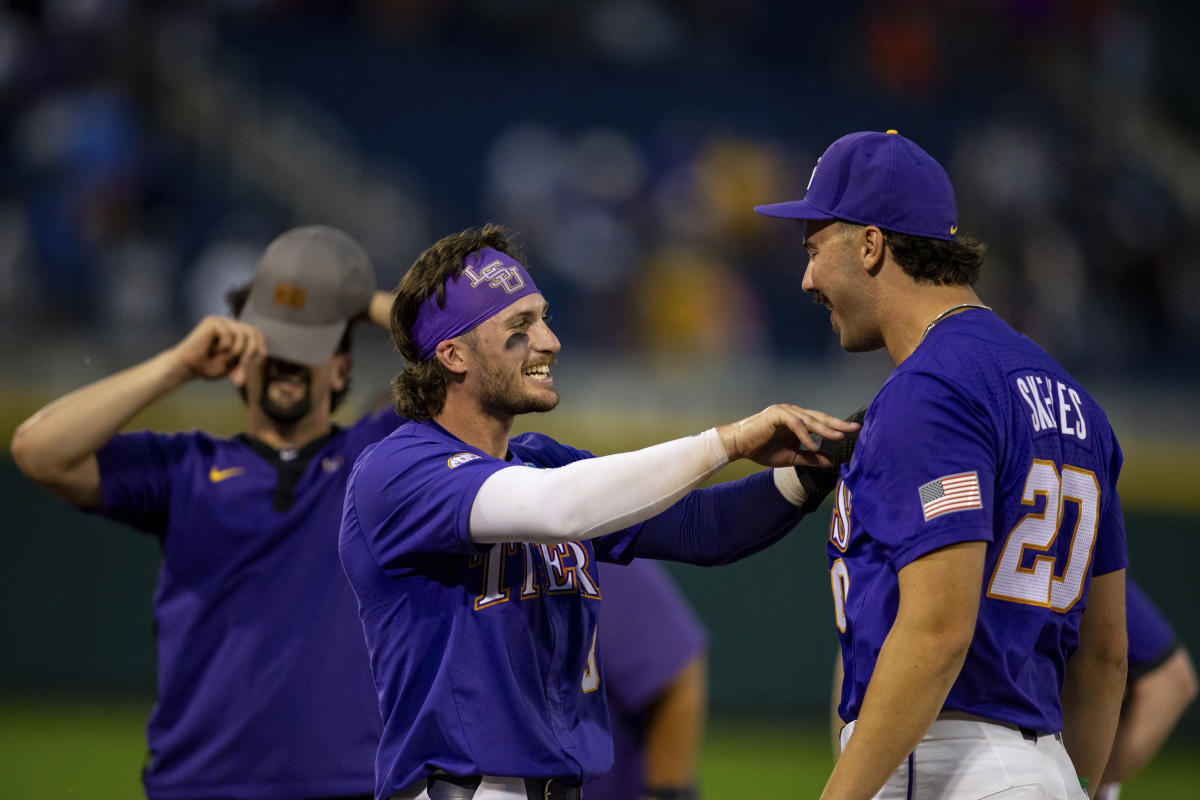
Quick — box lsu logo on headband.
[463,258,525,294]
[410,246,541,361]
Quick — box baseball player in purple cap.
[12,225,402,800]
[338,223,861,800]
[756,130,1129,799]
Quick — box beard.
[259,358,314,425]
[475,358,559,416]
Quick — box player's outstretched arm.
[642,652,707,799]
[469,404,859,544]
[367,288,397,330]
[10,316,266,508]
[715,403,857,468]
[1101,644,1197,788]
[1062,569,1128,798]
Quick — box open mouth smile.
[523,364,552,381]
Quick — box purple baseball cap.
[755,130,958,241]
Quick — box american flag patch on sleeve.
[918,472,983,521]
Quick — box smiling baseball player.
[338,224,859,800]
[757,130,1128,799]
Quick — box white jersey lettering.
[516,542,539,597]
[1068,387,1087,440]
[1017,377,1042,431]
[1013,374,1087,442]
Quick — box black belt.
[1018,726,1062,743]
[423,775,581,800]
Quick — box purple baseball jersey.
[340,419,642,797]
[584,560,708,800]
[829,309,1127,733]
[95,408,401,800]
[1125,576,1177,678]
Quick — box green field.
[0,696,1196,798]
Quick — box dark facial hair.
[259,358,313,425]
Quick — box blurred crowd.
[2,0,1198,377]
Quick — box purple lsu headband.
[412,248,541,361]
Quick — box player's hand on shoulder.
[172,315,267,383]
[793,406,867,512]
[717,404,860,468]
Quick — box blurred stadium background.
[2,1,1199,797]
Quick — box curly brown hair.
[390,224,526,420]
[884,229,987,286]
[837,221,987,286]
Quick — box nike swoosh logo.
[209,466,246,483]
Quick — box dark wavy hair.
[838,222,986,285]
[390,223,526,420]
[224,284,353,412]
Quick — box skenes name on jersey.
[1013,373,1087,441]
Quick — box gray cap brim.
[239,304,348,366]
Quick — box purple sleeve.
[855,373,995,570]
[1126,576,1177,675]
[94,431,174,537]
[625,470,805,566]
[348,436,512,574]
[596,559,708,713]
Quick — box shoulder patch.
[447,452,481,469]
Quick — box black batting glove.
[795,406,867,513]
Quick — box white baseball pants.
[840,717,1089,799]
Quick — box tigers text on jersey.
[96,408,401,800]
[339,420,640,798]
[828,309,1127,734]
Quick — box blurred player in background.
[338,223,858,800]
[587,560,709,800]
[10,226,399,800]
[757,130,1128,799]
[1096,576,1197,799]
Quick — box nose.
[533,319,561,354]
[801,259,816,294]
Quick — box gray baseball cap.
[238,225,376,366]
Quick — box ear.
[860,226,886,274]
[435,339,469,375]
[330,353,352,392]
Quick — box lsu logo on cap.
[463,259,525,294]
[273,283,307,309]
[447,452,481,469]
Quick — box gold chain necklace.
[920,303,991,343]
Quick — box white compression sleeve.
[469,429,730,544]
